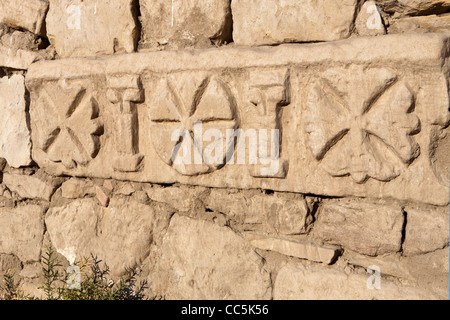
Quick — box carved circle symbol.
[149,74,239,176]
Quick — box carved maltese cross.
[303,67,420,184]
[36,83,103,169]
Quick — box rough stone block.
[231,0,358,46]
[26,33,450,206]
[0,75,32,168]
[246,233,340,264]
[389,14,450,33]
[95,186,110,207]
[345,249,449,297]
[204,189,312,234]
[149,215,271,300]
[274,263,442,300]
[314,201,404,256]
[0,254,22,275]
[0,43,42,69]
[2,172,62,201]
[143,184,204,212]
[0,0,48,35]
[45,197,172,275]
[0,205,45,262]
[46,0,138,57]
[140,0,232,49]
[403,206,449,255]
[376,0,450,16]
[60,178,95,199]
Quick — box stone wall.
[0,0,449,300]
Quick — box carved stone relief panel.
[26,34,450,205]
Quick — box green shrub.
[1,246,149,300]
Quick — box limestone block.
[45,197,172,275]
[376,0,450,16]
[231,0,358,46]
[0,205,45,262]
[26,34,450,206]
[389,14,450,33]
[0,0,48,35]
[273,263,442,300]
[140,0,232,49]
[403,206,449,255]
[143,184,205,212]
[0,29,53,69]
[1,30,40,52]
[149,215,271,300]
[0,43,42,69]
[0,75,32,168]
[204,189,312,234]
[246,233,340,264]
[60,178,95,199]
[95,185,110,207]
[2,172,62,201]
[0,24,8,38]
[46,0,138,57]
[113,181,136,196]
[314,200,404,256]
[345,249,449,298]
[0,254,22,275]
[19,262,42,278]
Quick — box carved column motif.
[107,75,144,172]
[246,69,290,178]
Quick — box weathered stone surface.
[1,30,40,52]
[274,262,441,300]
[20,278,45,299]
[46,0,138,57]
[95,186,110,207]
[246,233,340,264]
[140,0,232,49]
[150,215,271,300]
[45,197,172,275]
[0,75,32,168]
[204,189,312,234]
[314,201,404,256]
[0,24,8,38]
[19,262,41,279]
[0,0,48,35]
[232,0,358,46]
[345,249,449,298]
[376,0,450,16]
[389,14,450,33]
[0,205,45,262]
[0,29,54,69]
[60,178,95,199]
[26,34,450,206]
[430,126,450,187]
[113,181,136,196]
[2,172,62,201]
[0,43,42,69]
[403,206,449,255]
[143,184,205,212]
[0,254,22,275]
[355,1,387,36]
